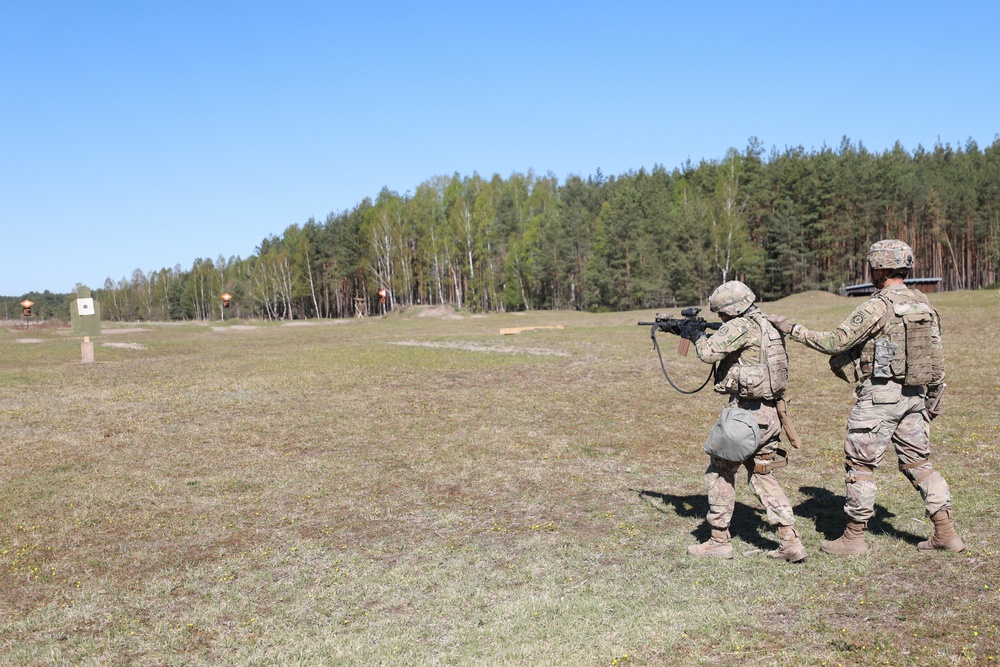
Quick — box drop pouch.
[829,348,861,384]
[703,407,760,462]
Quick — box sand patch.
[212,325,258,331]
[392,340,569,357]
[15,338,44,344]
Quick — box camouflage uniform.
[694,307,797,532]
[785,284,951,523]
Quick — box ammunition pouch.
[736,364,767,399]
[872,338,896,379]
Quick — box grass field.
[1,291,998,666]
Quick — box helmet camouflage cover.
[867,239,914,270]
[709,280,756,317]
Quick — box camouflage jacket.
[787,284,945,385]
[694,306,788,398]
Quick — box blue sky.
[2,1,998,296]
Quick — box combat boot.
[768,525,807,562]
[687,528,735,559]
[820,520,868,555]
[917,509,966,552]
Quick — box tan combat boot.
[687,528,735,559]
[820,520,868,555]
[917,509,966,552]
[768,525,807,562]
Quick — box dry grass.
[1,293,998,666]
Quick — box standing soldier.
[680,281,806,562]
[768,240,965,555]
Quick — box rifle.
[638,307,723,357]
[638,307,723,394]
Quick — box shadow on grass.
[633,489,778,551]
[795,485,924,545]
[636,485,926,549]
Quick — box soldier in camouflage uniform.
[768,240,965,555]
[680,280,807,562]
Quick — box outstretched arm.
[767,299,886,355]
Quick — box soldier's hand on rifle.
[679,319,706,342]
[767,314,795,335]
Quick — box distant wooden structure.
[840,277,942,297]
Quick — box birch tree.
[710,149,755,283]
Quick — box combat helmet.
[709,280,756,317]
[867,239,914,270]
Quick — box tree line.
[5,136,999,322]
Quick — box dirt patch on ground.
[417,305,457,317]
[101,342,147,350]
[387,305,460,318]
[14,338,44,344]
[212,325,258,331]
[392,340,570,357]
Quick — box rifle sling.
[651,327,715,394]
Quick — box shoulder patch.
[851,313,865,326]
[712,319,752,344]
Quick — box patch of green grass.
[1,295,998,665]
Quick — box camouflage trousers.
[703,396,796,530]
[841,378,951,522]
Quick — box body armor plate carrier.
[715,312,789,400]
[860,290,938,386]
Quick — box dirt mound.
[761,290,846,307]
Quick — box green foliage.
[0,291,70,321]
[20,137,1000,322]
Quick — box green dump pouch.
[703,407,760,462]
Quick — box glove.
[679,319,707,342]
[767,314,795,335]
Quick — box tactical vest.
[715,312,789,400]
[858,289,938,386]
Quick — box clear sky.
[2,1,998,296]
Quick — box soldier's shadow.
[635,489,779,551]
[795,486,924,545]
